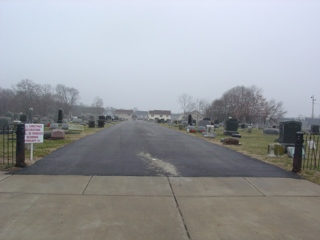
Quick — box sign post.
[25,124,44,161]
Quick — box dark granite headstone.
[224,118,239,135]
[88,120,95,128]
[98,119,105,128]
[278,121,302,145]
[311,125,319,135]
[20,114,27,123]
[188,115,192,126]
[57,108,63,123]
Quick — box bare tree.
[205,85,286,124]
[263,99,287,126]
[0,87,15,115]
[91,96,104,115]
[13,79,42,115]
[177,93,194,117]
[55,84,80,118]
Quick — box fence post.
[15,123,26,168]
[292,132,304,173]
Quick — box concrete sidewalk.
[1,175,320,240]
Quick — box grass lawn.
[166,124,320,185]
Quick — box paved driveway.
[13,121,298,178]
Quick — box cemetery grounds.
[1,121,320,185]
[166,124,320,185]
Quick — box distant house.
[135,110,149,120]
[148,110,171,121]
[114,109,134,120]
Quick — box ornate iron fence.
[1,124,16,166]
[302,133,320,170]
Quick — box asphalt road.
[13,121,298,178]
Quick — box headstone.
[267,143,284,156]
[99,115,106,121]
[43,132,51,139]
[0,117,11,133]
[50,129,65,140]
[203,125,216,138]
[5,111,14,120]
[61,123,69,130]
[311,125,319,135]
[198,120,211,127]
[89,115,95,121]
[247,125,253,133]
[278,121,302,145]
[50,123,59,129]
[72,118,82,124]
[57,108,63,123]
[98,119,105,128]
[20,114,27,123]
[188,115,192,126]
[263,128,279,134]
[88,120,95,128]
[224,118,239,135]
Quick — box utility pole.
[311,95,316,119]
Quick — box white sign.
[25,124,44,143]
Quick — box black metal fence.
[302,133,320,170]
[1,124,16,166]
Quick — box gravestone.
[20,114,27,123]
[50,123,59,129]
[224,118,239,135]
[72,118,82,124]
[278,121,302,146]
[247,125,253,133]
[0,117,11,133]
[50,129,65,140]
[43,132,51,139]
[61,123,69,130]
[98,119,105,128]
[203,125,216,138]
[198,120,211,127]
[5,111,13,120]
[88,120,95,128]
[188,115,192,126]
[57,108,63,124]
[263,128,279,134]
[311,125,319,135]
[99,115,106,121]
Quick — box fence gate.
[1,124,16,167]
[303,134,320,170]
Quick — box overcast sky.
[1,0,319,117]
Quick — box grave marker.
[51,129,65,140]
[224,118,239,135]
[278,121,302,146]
